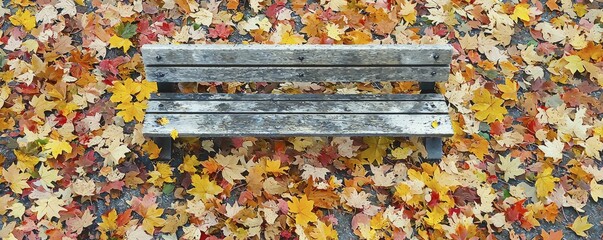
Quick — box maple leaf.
[109,78,140,103]
[179,154,201,173]
[9,9,36,31]
[511,3,530,22]
[535,167,559,198]
[582,137,603,160]
[116,101,147,122]
[538,138,564,161]
[359,137,394,164]
[288,195,318,227]
[498,78,519,101]
[2,164,30,194]
[497,154,525,181]
[214,154,246,184]
[471,88,507,123]
[32,195,66,220]
[590,179,603,202]
[188,174,223,200]
[109,35,134,53]
[37,163,63,189]
[310,221,338,240]
[99,209,118,232]
[141,205,165,234]
[170,129,179,140]
[14,150,39,171]
[325,23,344,41]
[265,159,289,175]
[568,216,592,237]
[142,140,161,160]
[539,229,563,240]
[563,55,585,74]
[136,80,158,100]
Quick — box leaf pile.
[0,0,602,239]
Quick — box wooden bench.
[141,44,453,160]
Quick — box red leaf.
[208,24,233,40]
[505,199,527,222]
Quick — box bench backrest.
[142,44,451,83]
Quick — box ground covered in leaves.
[0,0,603,239]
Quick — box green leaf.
[503,188,511,199]
[116,22,138,39]
[163,183,175,194]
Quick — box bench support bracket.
[424,137,443,160]
[153,137,172,160]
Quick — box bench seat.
[143,93,453,137]
[140,44,454,160]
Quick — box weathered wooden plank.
[142,113,454,137]
[142,44,453,66]
[149,93,446,101]
[145,66,450,82]
[146,100,449,114]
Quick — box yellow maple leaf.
[359,137,394,164]
[188,174,223,200]
[265,159,289,175]
[2,164,30,194]
[109,78,140,103]
[511,3,530,22]
[14,150,39,171]
[9,9,36,31]
[116,101,147,122]
[391,147,412,160]
[325,23,344,41]
[535,167,559,198]
[136,80,158,100]
[569,216,592,237]
[170,129,179,140]
[147,163,175,187]
[288,195,318,227]
[498,78,519,101]
[563,55,585,74]
[98,209,118,232]
[44,139,73,158]
[142,140,162,160]
[178,154,201,173]
[310,221,338,240]
[109,35,133,53]
[157,117,170,126]
[471,88,507,123]
[142,205,166,234]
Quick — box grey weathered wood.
[150,93,446,101]
[146,100,449,114]
[143,113,453,137]
[142,44,453,66]
[145,66,449,82]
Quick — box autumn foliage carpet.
[0,0,603,239]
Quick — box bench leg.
[153,137,172,160]
[424,137,443,160]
